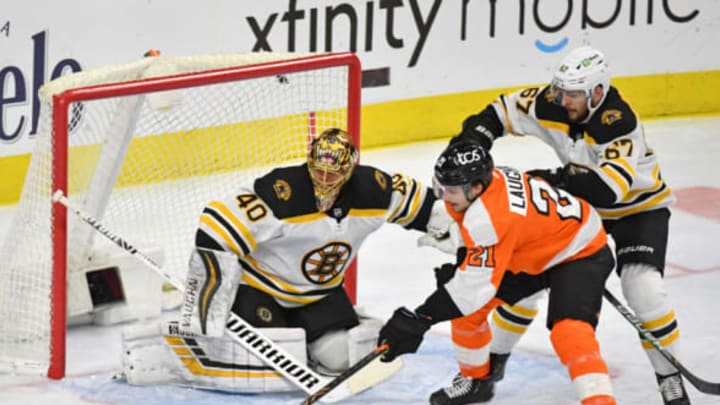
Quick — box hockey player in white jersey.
[120,128,442,393]
[434,46,688,404]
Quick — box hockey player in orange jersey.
[377,140,617,405]
[449,45,689,405]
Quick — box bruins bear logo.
[601,109,623,125]
[273,179,291,201]
[302,242,352,284]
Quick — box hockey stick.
[53,191,349,401]
[301,344,403,404]
[603,288,720,395]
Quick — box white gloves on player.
[417,200,461,255]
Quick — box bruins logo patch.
[601,109,623,125]
[256,306,273,323]
[302,242,352,285]
[273,179,291,201]
[374,170,387,190]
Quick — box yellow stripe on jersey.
[200,215,244,256]
[538,119,569,135]
[598,185,673,218]
[387,203,405,223]
[582,131,597,145]
[207,201,257,251]
[621,164,662,202]
[609,157,636,178]
[396,185,424,225]
[600,164,631,196]
[348,208,388,217]
[243,256,308,294]
[282,212,327,224]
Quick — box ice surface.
[1,116,719,404]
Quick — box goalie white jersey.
[483,85,674,219]
[195,163,434,307]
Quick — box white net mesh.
[0,52,356,376]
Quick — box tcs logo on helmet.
[455,149,483,165]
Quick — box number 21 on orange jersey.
[466,245,496,268]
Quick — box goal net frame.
[4,52,361,379]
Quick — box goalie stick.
[301,344,402,404]
[604,288,720,395]
[53,190,397,402]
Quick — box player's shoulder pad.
[533,86,570,122]
[253,164,318,219]
[345,165,394,209]
[586,87,638,144]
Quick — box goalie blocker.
[121,248,383,392]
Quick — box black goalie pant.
[231,285,359,342]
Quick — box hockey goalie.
[119,128,452,393]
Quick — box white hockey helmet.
[550,46,610,120]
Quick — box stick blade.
[321,356,403,403]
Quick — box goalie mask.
[308,128,358,212]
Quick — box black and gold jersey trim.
[201,206,251,256]
[238,259,345,305]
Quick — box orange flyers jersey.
[443,166,607,316]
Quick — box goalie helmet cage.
[0,52,361,379]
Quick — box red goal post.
[0,52,361,379]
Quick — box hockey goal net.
[0,52,360,378]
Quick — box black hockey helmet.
[433,140,494,197]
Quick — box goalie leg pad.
[122,321,307,393]
[307,316,383,376]
[180,248,242,337]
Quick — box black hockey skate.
[656,372,691,405]
[429,373,494,405]
[489,353,510,382]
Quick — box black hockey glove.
[378,307,432,362]
[526,166,568,189]
[433,247,467,288]
[450,107,504,150]
[434,263,456,288]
